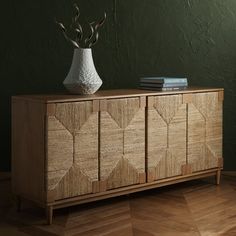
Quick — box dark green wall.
[1,0,236,171]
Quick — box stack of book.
[139,77,188,91]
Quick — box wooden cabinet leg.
[17,196,21,212]
[46,206,53,225]
[216,169,221,185]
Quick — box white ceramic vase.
[63,48,103,94]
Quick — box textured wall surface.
[1,0,236,170]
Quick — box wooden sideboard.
[12,88,224,224]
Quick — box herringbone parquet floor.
[0,173,236,236]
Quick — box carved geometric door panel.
[46,101,99,201]
[147,95,187,182]
[187,92,223,172]
[100,97,146,191]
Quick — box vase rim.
[74,47,92,51]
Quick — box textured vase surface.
[63,48,103,94]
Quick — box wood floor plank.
[130,191,200,236]
[1,173,236,236]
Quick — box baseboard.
[222,171,236,176]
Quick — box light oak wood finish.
[187,92,223,172]
[46,101,99,201]
[12,99,45,204]
[50,169,219,210]
[147,95,187,181]
[148,91,223,182]
[12,87,223,103]
[100,97,145,190]
[11,88,223,224]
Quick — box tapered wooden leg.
[17,196,21,212]
[46,206,53,225]
[216,169,221,185]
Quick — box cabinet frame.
[11,88,224,224]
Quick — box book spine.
[164,78,187,83]
[140,82,188,88]
[160,87,187,91]
[140,78,187,83]
[139,86,187,91]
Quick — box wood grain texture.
[182,164,193,175]
[218,90,224,102]
[46,101,98,201]
[3,173,235,236]
[100,98,145,190]
[12,87,224,104]
[51,169,219,209]
[11,88,224,225]
[183,93,193,104]
[147,95,187,181]
[187,92,223,172]
[46,103,56,116]
[218,158,224,168]
[11,99,46,203]
[139,96,146,108]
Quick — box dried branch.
[84,22,95,46]
[73,3,83,42]
[95,12,107,31]
[85,12,106,47]
[73,3,80,21]
[55,19,80,48]
[75,26,83,42]
[55,4,106,48]
[88,31,99,48]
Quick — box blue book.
[140,82,188,88]
[140,77,188,84]
[139,86,187,91]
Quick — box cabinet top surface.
[12,87,224,103]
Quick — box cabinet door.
[46,101,99,201]
[147,95,187,182]
[187,92,223,172]
[100,97,146,190]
